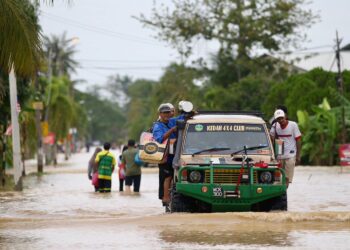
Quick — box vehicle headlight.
[189,170,202,183]
[259,171,273,184]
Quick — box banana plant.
[297,98,340,165]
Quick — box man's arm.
[269,126,276,142]
[121,153,126,164]
[162,126,177,141]
[94,153,100,172]
[153,123,176,143]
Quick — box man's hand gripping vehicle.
[170,111,287,213]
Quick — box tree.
[0,69,34,188]
[0,0,42,77]
[106,75,133,106]
[125,79,157,140]
[297,99,340,165]
[262,69,350,121]
[43,32,79,78]
[75,89,126,144]
[151,63,202,108]
[138,0,317,71]
[45,76,75,140]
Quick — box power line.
[40,11,161,46]
[78,66,165,71]
[77,58,173,63]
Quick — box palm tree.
[46,76,75,162]
[0,0,42,78]
[43,32,79,78]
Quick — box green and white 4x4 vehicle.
[171,112,287,213]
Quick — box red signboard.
[339,144,350,166]
[43,132,55,145]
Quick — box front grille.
[204,169,257,184]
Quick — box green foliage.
[0,0,42,77]
[102,64,204,141]
[151,63,202,109]
[45,76,74,140]
[263,69,350,121]
[125,79,156,140]
[19,109,37,159]
[70,101,88,139]
[297,98,339,165]
[202,86,234,110]
[75,90,126,144]
[201,74,277,112]
[139,0,317,63]
[207,52,250,87]
[230,76,277,111]
[106,75,133,105]
[43,32,79,77]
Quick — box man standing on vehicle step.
[270,109,302,187]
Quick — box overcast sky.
[39,0,349,91]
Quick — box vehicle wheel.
[170,186,193,213]
[251,192,288,212]
[270,192,288,211]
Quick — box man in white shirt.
[270,109,302,186]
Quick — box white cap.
[166,103,175,110]
[158,103,172,113]
[274,109,285,119]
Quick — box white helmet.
[178,101,193,112]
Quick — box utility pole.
[35,106,44,173]
[9,66,23,190]
[44,49,52,166]
[335,31,346,143]
[34,76,44,173]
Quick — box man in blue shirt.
[152,103,184,207]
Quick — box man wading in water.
[95,142,116,193]
[270,109,302,187]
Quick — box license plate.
[213,186,223,197]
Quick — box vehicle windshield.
[183,123,270,155]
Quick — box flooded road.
[1,152,350,250]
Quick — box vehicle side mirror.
[274,139,284,157]
[177,120,186,130]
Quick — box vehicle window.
[183,123,270,155]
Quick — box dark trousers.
[125,175,141,192]
[119,178,124,191]
[158,162,174,200]
[98,178,111,193]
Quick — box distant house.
[259,54,307,75]
[274,43,350,73]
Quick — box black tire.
[270,192,288,211]
[170,185,193,213]
[251,192,288,212]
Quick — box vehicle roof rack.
[197,110,264,118]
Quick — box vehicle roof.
[187,114,266,124]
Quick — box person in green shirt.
[122,139,142,193]
[95,142,116,193]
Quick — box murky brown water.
[1,152,350,250]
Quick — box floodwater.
[1,152,350,250]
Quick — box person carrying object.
[270,109,302,187]
[95,142,116,193]
[122,139,142,193]
[152,103,188,207]
[88,147,102,192]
